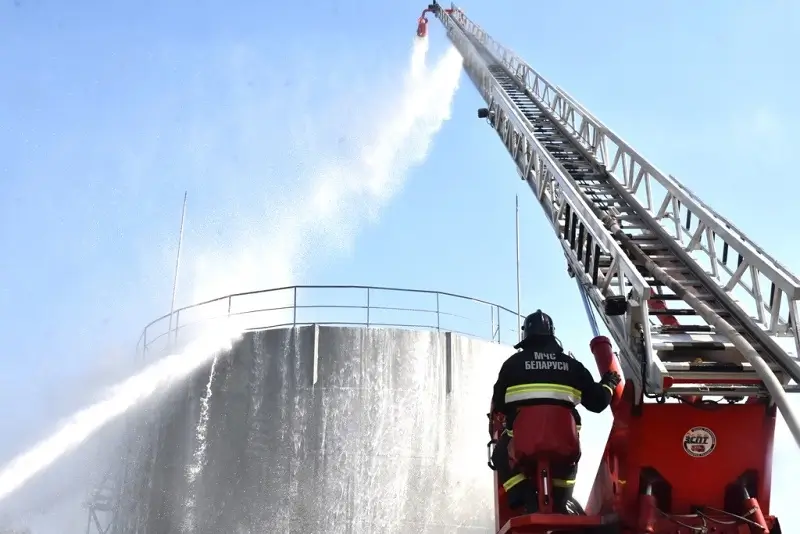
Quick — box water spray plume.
[187,39,462,316]
[0,39,464,523]
[168,40,464,527]
[0,327,243,504]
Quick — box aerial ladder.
[419,3,800,533]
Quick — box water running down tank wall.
[121,325,512,533]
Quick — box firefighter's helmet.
[521,309,555,339]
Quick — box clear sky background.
[1,0,799,530]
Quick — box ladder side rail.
[438,8,659,397]
[449,5,800,367]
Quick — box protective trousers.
[492,430,578,513]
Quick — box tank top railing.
[136,285,522,358]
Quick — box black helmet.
[521,310,554,339]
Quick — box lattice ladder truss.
[433,4,800,432]
[84,469,116,534]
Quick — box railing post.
[366,288,371,327]
[174,309,181,346]
[436,293,440,331]
[491,307,495,341]
[293,287,298,328]
[497,306,501,344]
[227,295,233,316]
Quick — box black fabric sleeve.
[574,360,612,413]
[491,361,508,414]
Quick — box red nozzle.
[416,16,428,38]
[590,335,625,406]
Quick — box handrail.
[137,284,523,357]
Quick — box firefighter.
[489,310,621,513]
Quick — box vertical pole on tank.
[436,293,440,331]
[445,331,453,394]
[366,287,371,327]
[292,287,298,328]
[168,191,188,347]
[515,194,522,342]
[312,323,320,386]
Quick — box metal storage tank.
[104,286,522,534]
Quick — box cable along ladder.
[435,3,800,440]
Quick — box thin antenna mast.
[168,191,188,346]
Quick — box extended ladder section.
[435,5,800,405]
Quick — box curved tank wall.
[117,325,515,533]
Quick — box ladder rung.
[649,294,716,301]
[656,325,714,333]
[662,363,789,390]
[633,242,670,250]
[651,333,732,350]
[650,309,698,316]
[645,279,707,288]
[657,341,729,350]
[664,384,800,396]
[658,266,693,273]
[664,361,784,374]
[649,308,731,317]
[665,384,768,397]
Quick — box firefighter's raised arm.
[575,360,621,413]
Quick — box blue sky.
[1,0,799,527]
